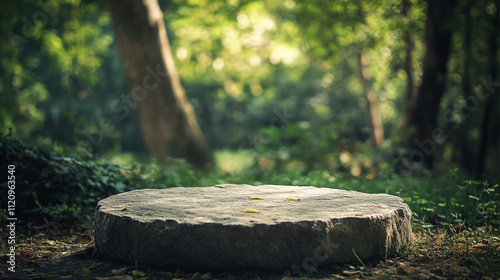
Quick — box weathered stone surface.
[94,184,412,270]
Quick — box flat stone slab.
[94,184,412,270]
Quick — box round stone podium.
[94,184,412,270]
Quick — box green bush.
[0,135,129,224]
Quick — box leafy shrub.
[123,157,197,189]
[0,135,130,224]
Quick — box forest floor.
[0,222,499,280]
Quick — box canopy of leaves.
[0,0,499,177]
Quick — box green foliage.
[35,202,86,226]
[112,151,500,229]
[82,267,90,280]
[123,158,197,189]
[1,0,499,229]
[457,180,499,226]
[0,135,130,224]
[1,135,498,229]
[1,0,498,177]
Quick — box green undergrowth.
[0,135,131,227]
[1,136,499,231]
[121,156,500,229]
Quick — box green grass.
[3,135,498,231]
[109,150,499,229]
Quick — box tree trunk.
[399,0,455,170]
[476,4,500,179]
[357,52,384,148]
[459,0,474,173]
[403,0,418,108]
[108,0,213,168]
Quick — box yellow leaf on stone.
[379,204,389,208]
[245,208,261,213]
[249,196,264,199]
[287,197,300,201]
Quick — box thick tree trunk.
[108,0,213,168]
[357,52,384,148]
[476,5,500,179]
[399,0,455,170]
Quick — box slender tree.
[357,51,384,148]
[108,0,213,168]
[403,0,418,109]
[400,0,456,170]
[295,1,386,149]
[476,3,499,178]
[459,0,474,173]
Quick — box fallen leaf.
[245,208,261,213]
[429,236,442,247]
[89,261,102,269]
[132,270,146,277]
[249,196,264,199]
[414,254,431,263]
[45,240,57,246]
[342,270,361,275]
[400,266,420,275]
[379,204,389,208]
[60,250,72,257]
[287,197,300,201]
[111,267,128,275]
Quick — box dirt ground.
[0,222,499,280]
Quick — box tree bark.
[476,4,499,179]
[459,0,474,173]
[108,0,213,168]
[399,0,456,170]
[357,52,384,148]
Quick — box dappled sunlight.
[215,149,254,173]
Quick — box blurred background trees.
[1,0,499,179]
